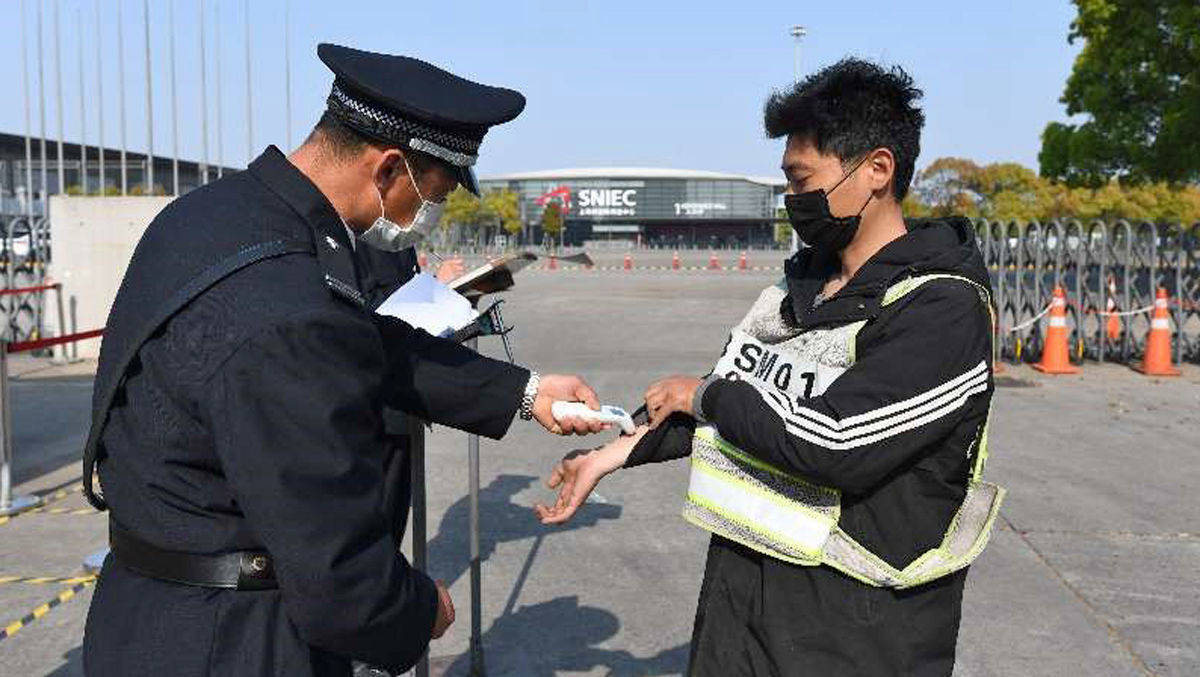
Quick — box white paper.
[374,272,478,338]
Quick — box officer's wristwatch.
[520,371,541,421]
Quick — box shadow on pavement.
[45,645,83,676]
[426,474,622,587]
[426,474,687,675]
[437,596,689,677]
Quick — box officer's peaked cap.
[318,43,526,195]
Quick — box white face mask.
[358,158,446,252]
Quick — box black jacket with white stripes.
[627,216,994,573]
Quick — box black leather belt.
[109,523,278,590]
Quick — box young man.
[536,59,1005,676]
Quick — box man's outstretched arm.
[372,313,608,438]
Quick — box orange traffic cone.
[623,253,633,271]
[1105,276,1121,342]
[1032,286,1078,374]
[548,255,558,271]
[1134,288,1180,376]
[738,251,748,271]
[672,251,681,270]
[708,253,720,270]
[418,252,428,268]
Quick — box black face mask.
[785,156,872,253]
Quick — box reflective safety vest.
[683,273,1006,589]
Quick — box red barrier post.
[54,284,68,364]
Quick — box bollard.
[0,341,43,517]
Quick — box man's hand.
[532,374,608,435]
[431,580,455,639]
[534,427,646,525]
[435,257,466,284]
[644,376,703,429]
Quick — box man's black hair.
[308,110,442,175]
[309,110,371,160]
[764,58,924,201]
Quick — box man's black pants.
[687,536,967,676]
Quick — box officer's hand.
[535,426,646,525]
[435,257,466,284]
[533,374,608,435]
[645,376,703,429]
[431,580,455,639]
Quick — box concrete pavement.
[0,268,1196,675]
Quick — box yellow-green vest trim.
[682,273,1006,589]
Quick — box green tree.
[439,186,488,246]
[483,189,522,241]
[1039,0,1200,187]
[440,187,484,229]
[908,156,1200,224]
[773,207,793,246]
[540,202,564,246]
[908,157,984,217]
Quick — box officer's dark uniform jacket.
[356,242,424,544]
[626,217,994,676]
[356,243,421,309]
[83,146,529,676]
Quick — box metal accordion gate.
[976,219,1199,366]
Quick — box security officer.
[82,44,604,676]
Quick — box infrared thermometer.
[550,402,637,435]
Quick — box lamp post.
[169,0,179,196]
[143,0,154,194]
[790,25,806,83]
[284,0,292,150]
[789,25,806,254]
[244,0,253,165]
[199,0,209,184]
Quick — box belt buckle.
[236,550,277,590]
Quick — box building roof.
[481,167,786,187]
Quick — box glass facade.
[479,171,783,246]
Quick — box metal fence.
[0,214,50,344]
[977,219,1200,366]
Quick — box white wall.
[46,196,174,359]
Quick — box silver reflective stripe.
[894,481,1005,586]
[687,463,833,556]
[683,499,823,566]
